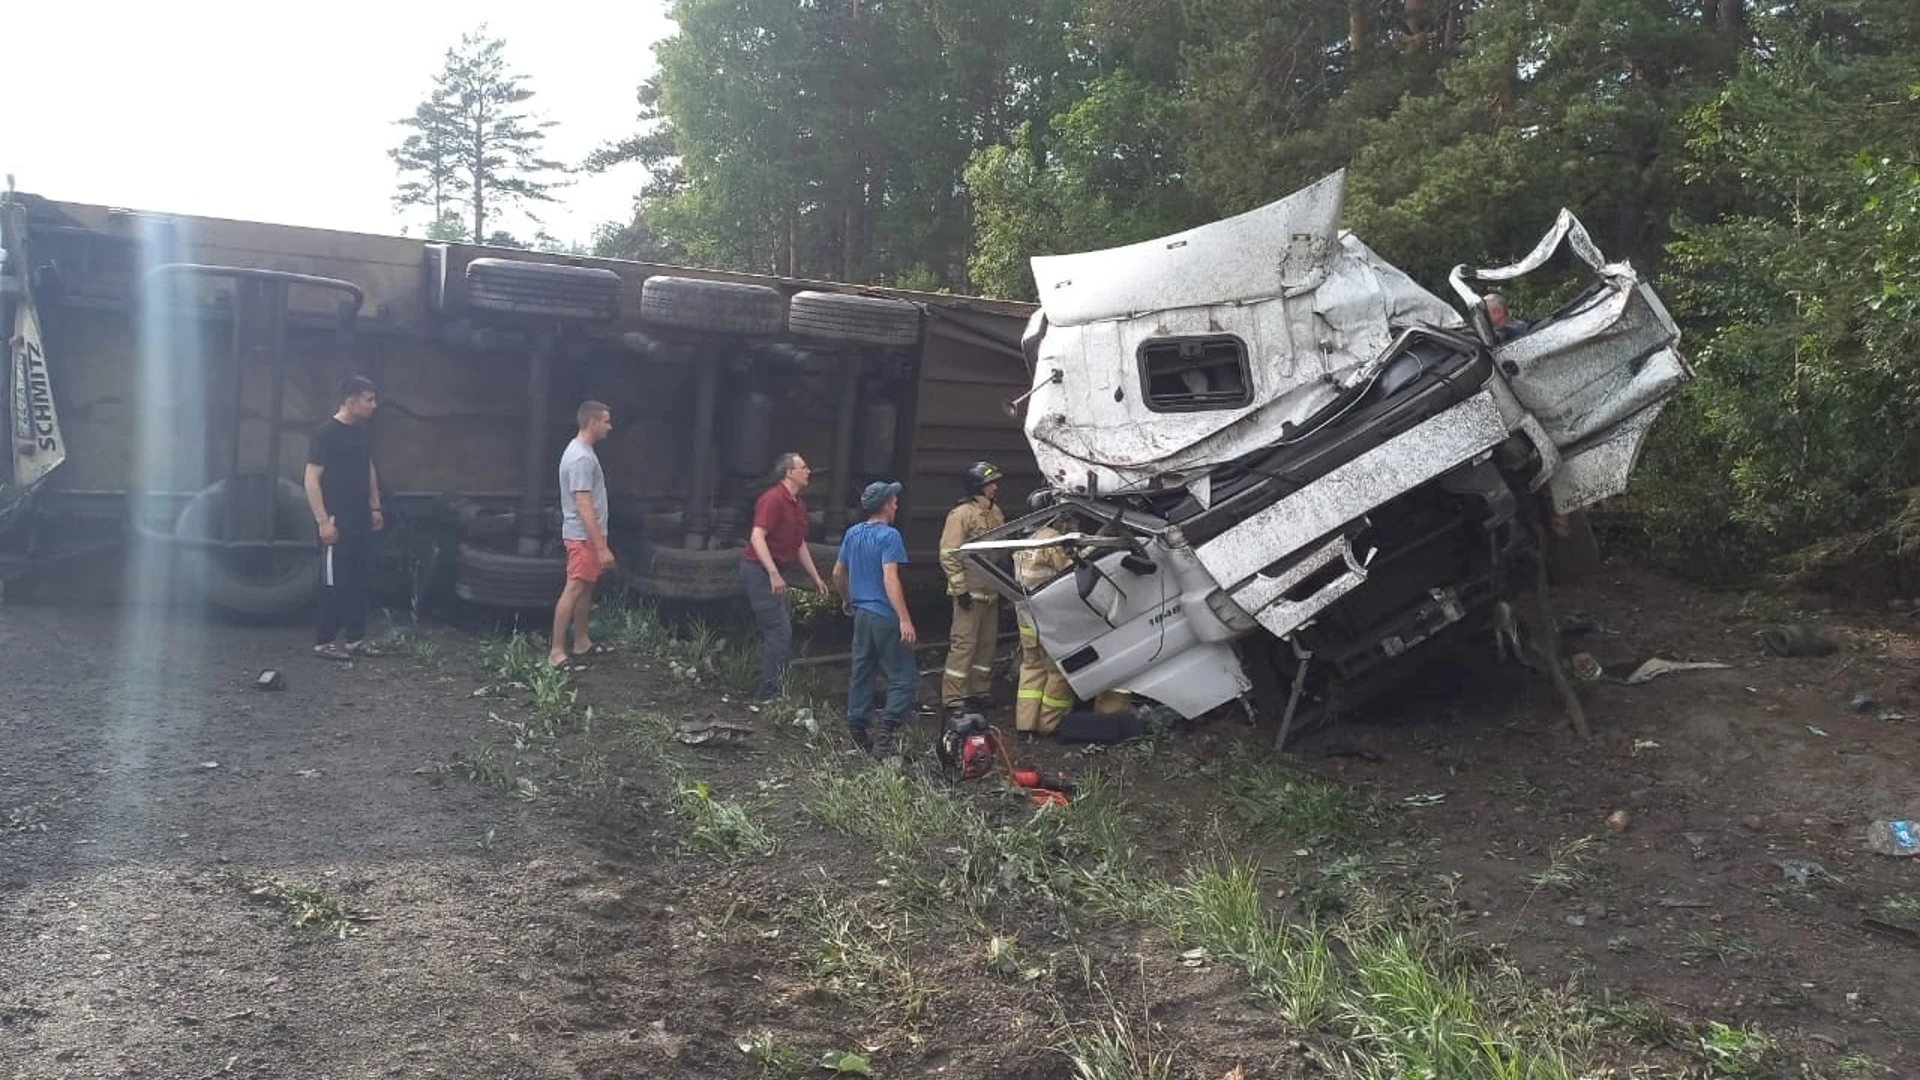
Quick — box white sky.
[6,2,676,247]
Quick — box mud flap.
[2,197,68,527]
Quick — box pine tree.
[390,26,567,242]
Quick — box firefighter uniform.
[938,479,1005,708]
[1012,523,1075,734]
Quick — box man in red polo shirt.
[742,451,831,700]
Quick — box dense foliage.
[592,0,1919,576]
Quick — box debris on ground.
[1757,624,1839,658]
[1607,810,1631,832]
[1866,819,1920,857]
[1625,658,1732,685]
[1774,857,1836,887]
[1850,691,1877,713]
[675,717,755,747]
[1559,614,1610,636]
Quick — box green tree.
[391,26,567,242]
[593,0,1077,287]
[390,95,467,233]
[1637,2,1920,572]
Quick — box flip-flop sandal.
[570,643,618,658]
[548,658,591,674]
[312,644,351,662]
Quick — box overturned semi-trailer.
[0,186,1042,615]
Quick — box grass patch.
[1677,930,1762,965]
[248,880,371,940]
[1523,835,1598,897]
[1335,930,1574,1080]
[1881,892,1920,922]
[1218,745,1382,848]
[670,774,775,862]
[737,1030,806,1079]
[482,631,578,718]
[1061,1009,1174,1080]
[790,891,935,1023]
[451,738,538,799]
[1694,1020,1776,1077]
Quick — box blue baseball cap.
[860,481,903,512]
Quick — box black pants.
[315,533,373,645]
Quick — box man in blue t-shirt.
[832,480,919,755]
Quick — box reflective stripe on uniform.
[1017,688,1043,700]
[943,667,967,680]
[1041,693,1073,708]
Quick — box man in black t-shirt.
[304,375,384,660]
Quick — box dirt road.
[0,606,671,1078]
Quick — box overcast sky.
[7,2,675,246]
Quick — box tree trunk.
[1348,0,1367,68]
[472,127,487,242]
[1442,0,1463,54]
[1404,0,1433,55]
[787,205,798,278]
[1715,0,1746,42]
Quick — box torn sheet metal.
[1022,172,1464,496]
[1447,208,1621,306]
[1032,170,1348,326]
[1193,391,1510,590]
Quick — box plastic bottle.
[1866,819,1920,857]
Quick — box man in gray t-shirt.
[549,401,615,671]
[559,441,608,542]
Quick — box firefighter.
[1012,491,1078,736]
[937,460,1006,711]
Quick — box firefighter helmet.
[964,460,1004,495]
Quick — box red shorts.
[564,540,603,583]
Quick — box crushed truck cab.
[959,170,1690,735]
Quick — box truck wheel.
[174,478,323,618]
[466,259,622,322]
[633,546,747,602]
[639,276,786,335]
[453,542,566,609]
[629,541,839,602]
[445,499,517,541]
[787,291,921,347]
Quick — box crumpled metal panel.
[1032,171,1347,326]
[1549,400,1669,515]
[1020,172,1464,496]
[1492,285,1689,449]
[1227,534,1370,639]
[1449,211,1691,450]
[1020,536,1251,713]
[1194,391,1511,591]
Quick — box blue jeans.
[848,608,917,732]
[741,562,792,698]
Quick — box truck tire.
[174,478,323,618]
[453,542,566,609]
[466,259,621,322]
[639,275,786,335]
[453,500,517,541]
[629,541,838,602]
[787,290,921,347]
